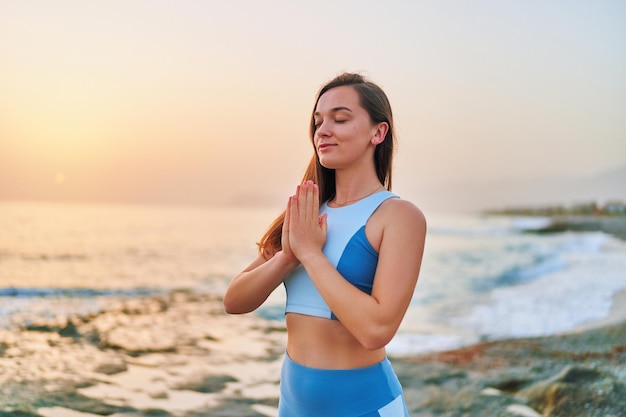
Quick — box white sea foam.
[386,333,467,356]
[508,216,552,231]
[455,235,626,339]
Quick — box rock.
[392,322,626,416]
[92,354,127,375]
[148,389,169,399]
[170,374,238,393]
[0,411,41,417]
[506,404,542,417]
[3,291,624,416]
[482,387,505,396]
[518,365,625,417]
[24,317,80,338]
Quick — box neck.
[331,171,384,207]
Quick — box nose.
[316,120,331,137]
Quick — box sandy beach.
[1,289,624,417]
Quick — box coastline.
[393,279,626,416]
[393,320,625,417]
[527,215,626,242]
[1,291,624,417]
[572,289,626,333]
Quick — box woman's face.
[313,86,384,171]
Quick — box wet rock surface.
[0,292,284,417]
[1,291,624,416]
[393,322,626,417]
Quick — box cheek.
[354,125,375,143]
[344,124,363,139]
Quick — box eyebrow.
[314,106,353,116]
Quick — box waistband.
[279,351,404,416]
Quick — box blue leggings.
[278,352,410,417]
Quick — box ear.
[370,122,389,146]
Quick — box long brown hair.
[257,72,396,258]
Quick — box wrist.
[297,250,326,268]
[274,251,300,270]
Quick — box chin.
[319,161,340,170]
[318,156,342,170]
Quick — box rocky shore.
[1,291,624,417]
[484,205,626,242]
[394,321,625,417]
[527,215,626,242]
[0,292,286,417]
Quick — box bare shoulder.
[379,197,427,231]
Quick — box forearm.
[224,252,298,314]
[299,252,393,349]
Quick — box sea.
[1,201,625,356]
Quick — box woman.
[224,72,426,417]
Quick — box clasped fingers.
[288,181,327,258]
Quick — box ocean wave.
[554,231,607,253]
[0,287,159,298]
[0,251,90,262]
[457,249,626,339]
[428,216,556,237]
[21,253,89,262]
[484,255,566,289]
[0,248,165,263]
[474,232,607,290]
[508,216,552,232]
[428,226,509,237]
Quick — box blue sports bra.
[283,190,398,320]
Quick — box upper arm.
[370,199,426,330]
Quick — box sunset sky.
[1,1,625,211]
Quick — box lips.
[318,143,335,152]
